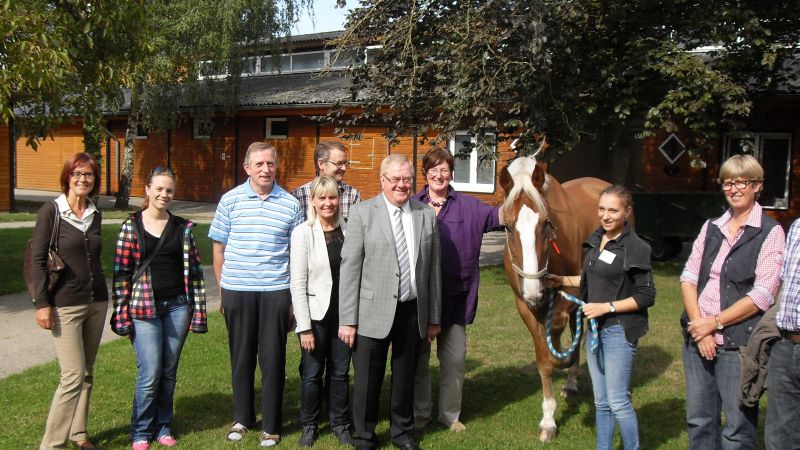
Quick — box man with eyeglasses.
[338,154,441,450]
[209,142,303,448]
[292,140,361,221]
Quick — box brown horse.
[499,154,609,442]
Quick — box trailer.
[632,191,728,260]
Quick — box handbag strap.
[49,200,61,252]
[132,216,173,283]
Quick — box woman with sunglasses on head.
[680,154,784,449]
[111,167,208,450]
[34,153,108,450]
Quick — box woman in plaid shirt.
[111,167,208,450]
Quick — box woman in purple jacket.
[412,147,504,432]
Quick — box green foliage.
[333,0,800,164]
[1,0,145,148]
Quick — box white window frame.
[449,131,496,194]
[134,123,148,140]
[192,118,213,139]
[723,131,792,210]
[265,118,288,139]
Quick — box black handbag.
[24,201,65,302]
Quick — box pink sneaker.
[132,441,150,450]
[157,435,178,447]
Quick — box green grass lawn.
[0,224,212,296]
[0,263,768,449]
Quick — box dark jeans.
[765,338,800,450]
[299,316,352,428]
[683,341,757,450]
[221,288,292,435]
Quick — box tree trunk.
[115,86,140,209]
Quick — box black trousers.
[352,300,422,448]
[222,288,292,435]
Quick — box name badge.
[598,250,616,264]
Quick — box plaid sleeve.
[111,220,137,336]
[186,224,208,334]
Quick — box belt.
[780,330,800,345]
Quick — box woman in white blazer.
[290,176,354,448]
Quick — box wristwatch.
[608,302,617,313]
[714,315,724,330]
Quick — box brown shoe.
[71,440,99,450]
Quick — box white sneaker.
[226,423,247,442]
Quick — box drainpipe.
[8,105,16,212]
[167,129,172,169]
[412,127,418,192]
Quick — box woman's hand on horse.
[299,330,315,352]
[687,316,716,342]
[581,302,609,319]
[545,275,563,288]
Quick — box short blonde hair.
[306,176,343,226]
[380,154,413,176]
[719,154,764,182]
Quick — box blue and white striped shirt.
[777,218,800,332]
[209,180,303,291]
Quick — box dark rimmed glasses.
[719,179,761,191]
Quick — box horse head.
[500,155,557,309]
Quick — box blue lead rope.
[545,290,600,359]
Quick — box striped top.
[777,218,800,332]
[209,180,303,291]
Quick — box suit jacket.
[339,194,441,339]
[290,219,347,333]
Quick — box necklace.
[429,198,446,207]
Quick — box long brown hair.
[141,166,176,210]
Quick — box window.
[193,118,213,139]
[135,123,148,140]
[723,132,791,209]
[265,118,288,139]
[449,131,496,193]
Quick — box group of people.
[28,145,799,450]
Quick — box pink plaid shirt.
[680,204,785,345]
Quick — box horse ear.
[499,165,513,195]
[532,164,546,190]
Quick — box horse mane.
[503,156,548,214]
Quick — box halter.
[505,214,558,310]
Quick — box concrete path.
[0,190,506,379]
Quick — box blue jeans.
[298,318,352,428]
[130,296,190,442]
[765,338,800,450]
[683,341,757,450]
[586,325,639,450]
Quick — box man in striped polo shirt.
[209,142,303,447]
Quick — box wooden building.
[11,32,800,224]
[0,123,10,211]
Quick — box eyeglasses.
[150,166,175,177]
[71,171,96,180]
[382,175,413,185]
[427,169,451,177]
[323,160,349,169]
[719,179,761,191]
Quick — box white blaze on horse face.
[516,204,543,303]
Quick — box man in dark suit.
[338,154,442,450]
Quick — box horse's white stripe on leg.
[516,205,542,304]
[539,396,557,429]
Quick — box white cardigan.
[290,219,346,333]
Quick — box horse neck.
[541,178,585,274]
